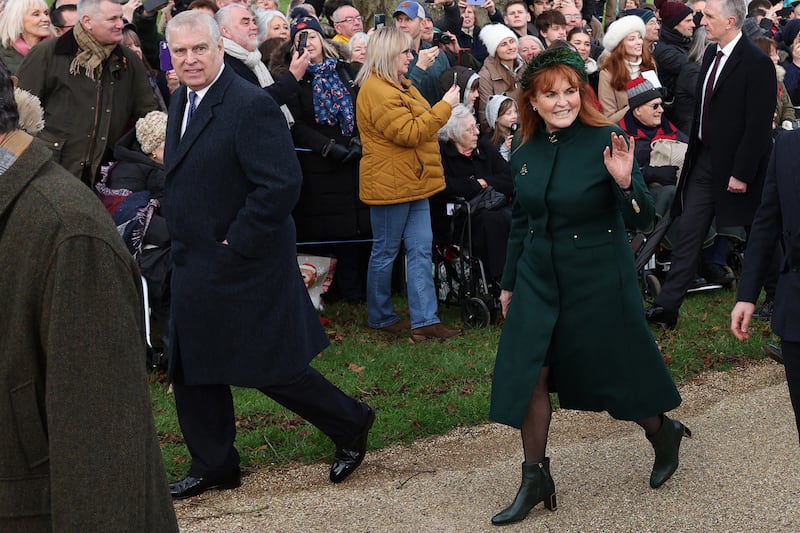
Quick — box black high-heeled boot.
[491,458,557,526]
[647,414,692,489]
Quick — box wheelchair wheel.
[644,273,661,298]
[462,297,491,329]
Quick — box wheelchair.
[430,196,500,329]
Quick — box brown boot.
[411,323,462,342]
[376,319,410,334]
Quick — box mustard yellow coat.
[356,74,451,205]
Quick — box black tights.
[520,367,662,464]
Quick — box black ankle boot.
[491,458,557,526]
[647,414,692,488]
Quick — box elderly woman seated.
[619,78,741,285]
[437,104,513,285]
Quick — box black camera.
[510,123,519,134]
[432,32,453,45]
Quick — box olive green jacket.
[0,137,178,532]
[17,30,156,185]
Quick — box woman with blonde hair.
[355,26,463,341]
[597,15,657,122]
[0,0,52,73]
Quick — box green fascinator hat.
[520,48,588,91]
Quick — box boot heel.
[544,493,557,511]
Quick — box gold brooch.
[520,163,528,175]
[631,199,641,214]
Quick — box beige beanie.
[135,111,168,155]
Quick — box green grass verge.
[150,289,776,479]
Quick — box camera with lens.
[432,32,454,45]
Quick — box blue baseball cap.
[394,1,425,19]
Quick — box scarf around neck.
[223,37,294,127]
[12,36,33,57]
[626,57,642,80]
[71,22,116,80]
[307,58,354,136]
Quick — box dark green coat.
[490,120,681,429]
[0,137,178,532]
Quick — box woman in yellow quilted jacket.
[355,26,462,342]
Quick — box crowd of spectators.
[2,0,799,328]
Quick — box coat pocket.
[570,228,614,249]
[35,130,66,163]
[9,380,49,469]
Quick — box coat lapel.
[165,67,235,175]
[712,37,744,94]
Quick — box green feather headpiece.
[520,48,588,91]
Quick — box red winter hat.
[659,1,693,29]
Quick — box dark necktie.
[701,50,723,143]
[187,90,197,126]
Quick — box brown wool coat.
[0,138,178,532]
[357,74,451,205]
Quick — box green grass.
[150,289,777,479]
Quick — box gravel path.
[174,362,800,532]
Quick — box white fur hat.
[485,94,513,130]
[602,15,647,52]
[480,23,518,58]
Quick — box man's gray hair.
[717,0,746,29]
[77,0,106,19]
[438,104,474,142]
[166,10,221,45]
[215,4,252,32]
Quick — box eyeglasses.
[646,102,664,109]
[335,16,363,24]
[400,48,414,55]
[564,14,582,19]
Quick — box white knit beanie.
[602,15,647,52]
[480,23,518,58]
[485,94,513,130]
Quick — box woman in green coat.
[489,49,690,526]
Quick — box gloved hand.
[342,141,362,163]
[642,165,679,186]
[324,139,350,161]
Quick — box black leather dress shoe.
[645,305,678,329]
[763,343,784,365]
[330,404,376,483]
[170,468,242,500]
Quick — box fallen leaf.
[348,362,365,375]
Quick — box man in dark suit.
[731,130,800,442]
[163,11,375,499]
[645,0,776,328]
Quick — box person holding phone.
[271,12,371,303]
[355,26,463,341]
[435,0,504,63]
[393,0,450,105]
[216,5,309,127]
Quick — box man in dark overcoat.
[731,129,800,443]
[163,11,375,499]
[645,0,776,328]
[0,60,178,532]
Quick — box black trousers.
[781,340,800,443]
[655,148,717,312]
[173,366,368,477]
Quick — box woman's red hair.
[516,63,611,145]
